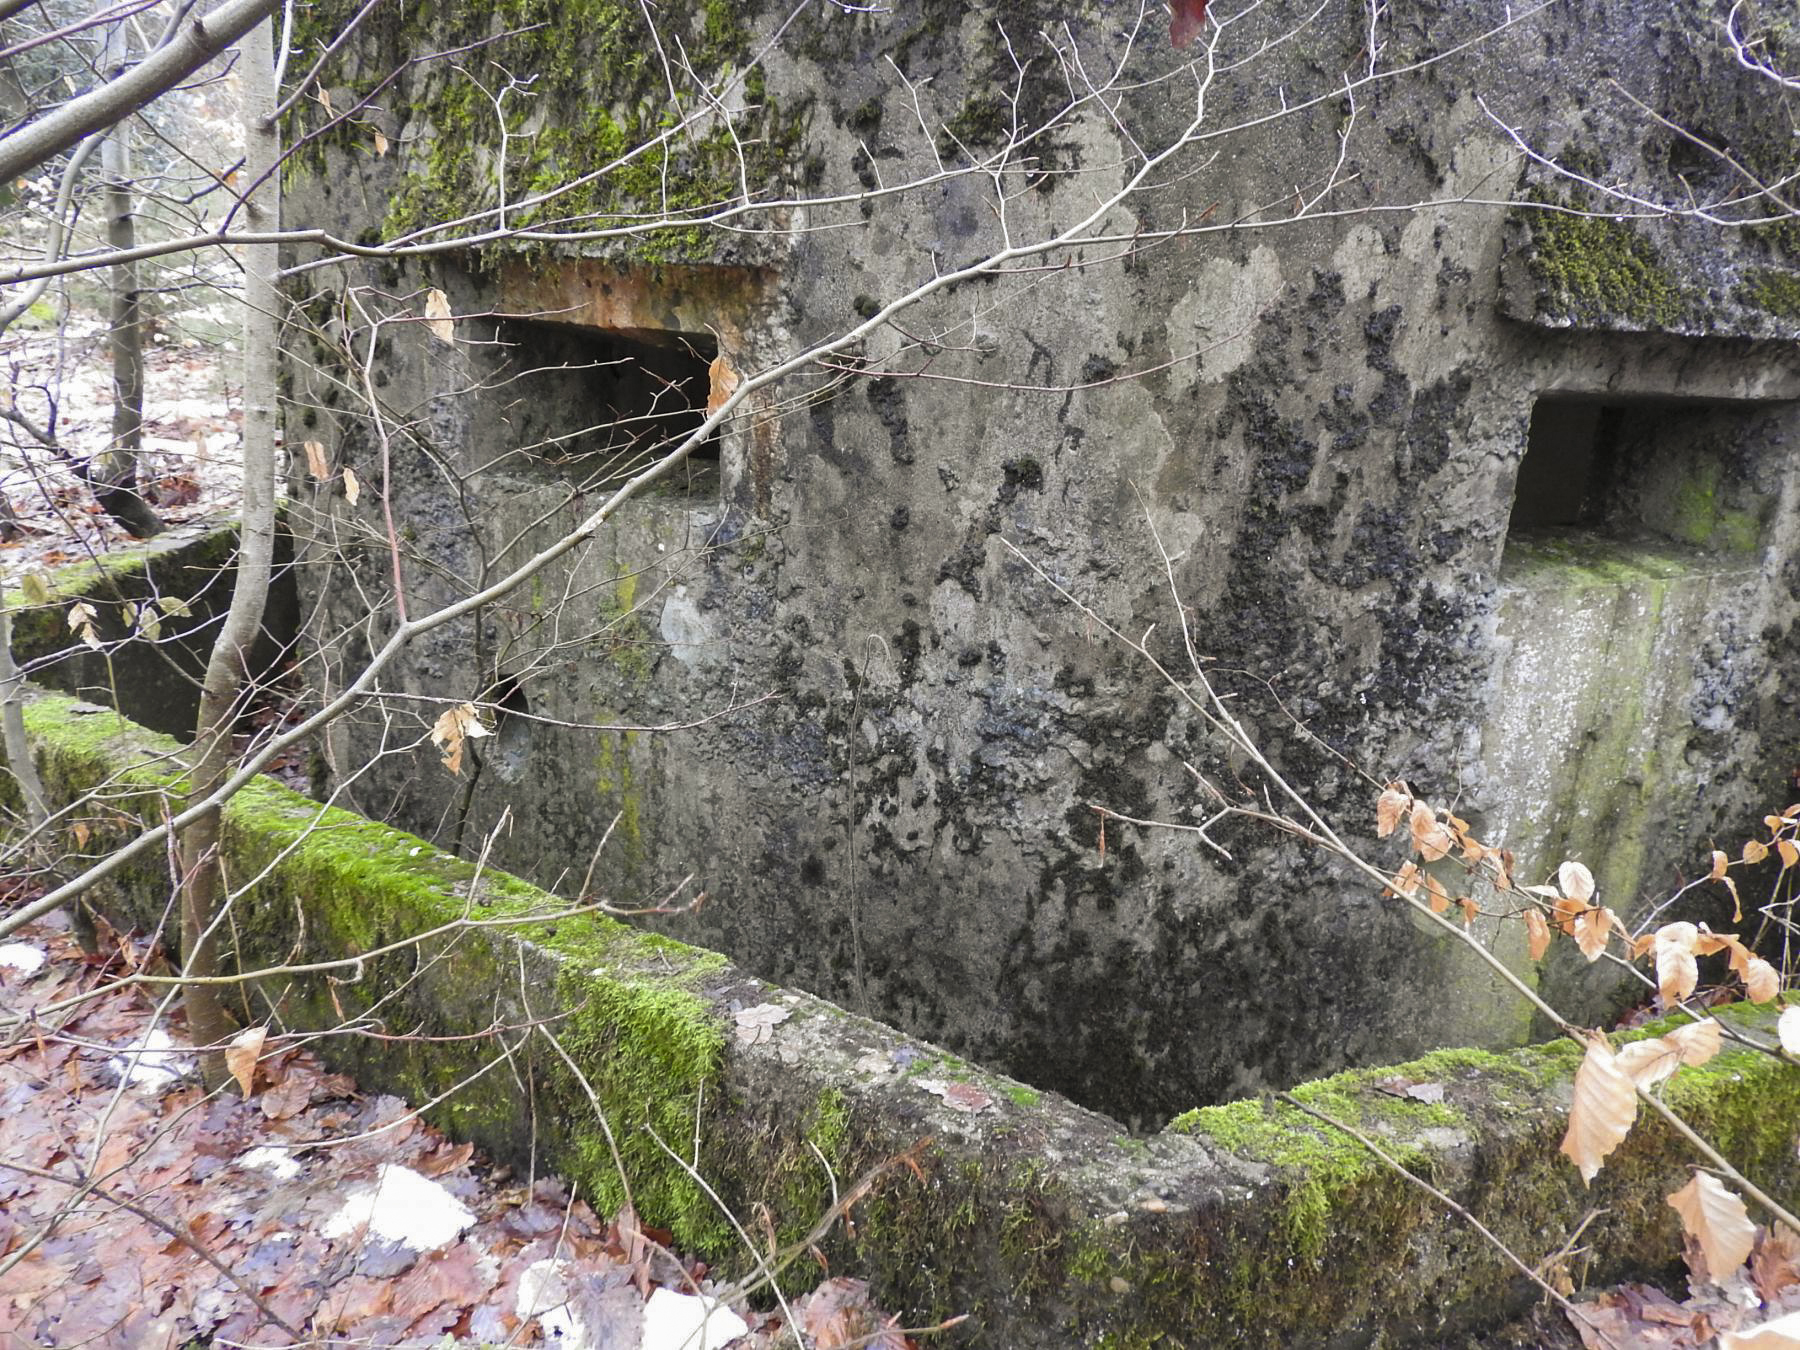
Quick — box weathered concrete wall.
[281,0,1800,1121]
[9,690,1800,1348]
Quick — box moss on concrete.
[14,687,1800,1347]
[1522,197,1696,330]
[289,0,808,263]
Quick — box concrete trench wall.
[275,0,1800,1129]
[7,684,1800,1348]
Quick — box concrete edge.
[6,689,1797,1348]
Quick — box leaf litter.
[0,915,910,1348]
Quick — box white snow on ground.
[516,1258,590,1349]
[321,1163,476,1251]
[235,1146,302,1181]
[106,1028,193,1090]
[641,1287,752,1350]
[0,942,46,975]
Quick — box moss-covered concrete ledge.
[1,515,297,739]
[7,690,1799,1347]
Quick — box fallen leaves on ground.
[1569,1223,1800,1350]
[0,915,910,1348]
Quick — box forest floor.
[0,313,245,581]
[0,909,908,1349]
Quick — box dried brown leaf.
[1559,860,1596,904]
[424,288,455,344]
[1711,849,1730,881]
[303,440,330,480]
[343,464,361,506]
[1525,909,1552,962]
[1614,1036,1681,1089]
[1746,838,1772,865]
[1664,1017,1721,1068]
[1559,1033,1637,1184]
[1779,1006,1800,1056]
[1424,874,1450,915]
[1781,839,1799,871]
[1573,906,1614,963]
[1654,923,1700,1004]
[1745,956,1781,1004]
[1669,1172,1756,1284]
[429,702,490,777]
[1410,801,1453,862]
[1376,784,1411,839]
[225,1025,267,1098]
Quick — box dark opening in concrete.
[485,676,532,784]
[477,318,720,494]
[1506,394,1776,558]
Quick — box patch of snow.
[236,1146,302,1181]
[641,1288,750,1350]
[321,1163,475,1252]
[107,1029,193,1090]
[516,1258,587,1349]
[0,943,46,975]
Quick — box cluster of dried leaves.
[1569,1219,1800,1349]
[1378,784,1800,1348]
[0,915,908,1348]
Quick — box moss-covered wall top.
[1498,1,1800,337]
[288,0,816,263]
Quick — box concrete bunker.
[1506,393,1775,554]
[469,315,721,496]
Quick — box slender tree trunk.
[180,15,278,1083]
[96,17,162,539]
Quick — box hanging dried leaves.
[430,703,491,776]
[1654,923,1701,1005]
[303,439,330,480]
[424,287,455,344]
[1744,957,1782,1004]
[1573,906,1615,963]
[1525,908,1552,961]
[1669,1173,1757,1284]
[1375,783,1411,838]
[1560,1033,1637,1184]
[1409,800,1453,862]
[343,464,361,506]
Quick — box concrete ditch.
[4,679,1797,1347]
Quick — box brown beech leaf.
[1615,1036,1681,1089]
[424,288,455,344]
[1665,1017,1722,1068]
[1744,838,1771,865]
[1750,1224,1800,1304]
[1558,860,1596,903]
[707,353,740,417]
[1424,874,1450,915]
[1553,895,1588,938]
[1669,1172,1756,1284]
[1410,800,1452,862]
[343,464,361,506]
[1781,839,1799,870]
[1694,925,1740,958]
[1710,849,1730,881]
[225,1025,267,1098]
[1573,907,1614,963]
[1560,1033,1636,1184]
[1654,923,1700,1004]
[1375,784,1411,839]
[303,440,330,480]
[1779,1006,1800,1056]
[1525,909,1552,961]
[1724,874,1743,922]
[430,702,491,777]
[1458,896,1479,926]
[1385,860,1422,900]
[1743,956,1780,1004]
